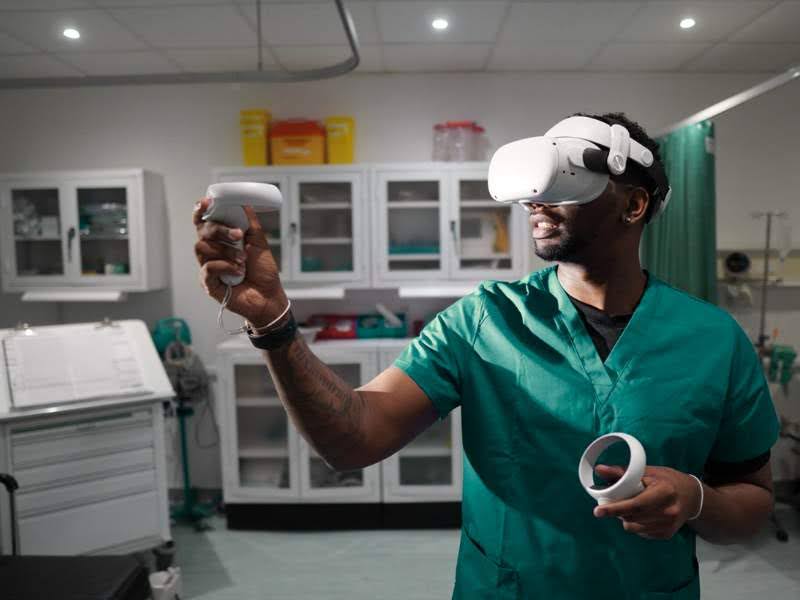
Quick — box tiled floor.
[172,504,800,599]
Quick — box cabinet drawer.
[11,411,153,468]
[14,447,156,491]
[19,491,161,556]
[17,469,157,518]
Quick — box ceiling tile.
[377,2,507,44]
[94,0,232,6]
[239,2,379,46]
[489,41,602,71]
[109,5,255,48]
[0,1,93,9]
[0,9,148,52]
[382,43,491,71]
[684,42,800,71]
[0,54,83,77]
[616,1,778,43]
[167,47,276,72]
[730,1,800,42]
[56,50,178,75]
[587,42,712,71]
[273,44,382,72]
[0,32,37,54]
[498,2,643,44]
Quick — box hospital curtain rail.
[642,120,717,304]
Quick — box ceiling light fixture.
[432,18,449,31]
[63,28,80,40]
[679,17,696,30]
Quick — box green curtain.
[642,120,717,303]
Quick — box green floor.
[172,505,800,599]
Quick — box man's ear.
[623,187,649,225]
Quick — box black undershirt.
[566,293,769,480]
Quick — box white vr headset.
[488,116,671,221]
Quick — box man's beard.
[533,230,585,262]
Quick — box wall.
[1,71,798,487]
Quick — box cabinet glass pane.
[308,361,364,489]
[255,182,282,272]
[12,188,64,276]
[398,417,453,486]
[458,179,512,271]
[234,364,277,399]
[298,182,353,273]
[386,180,441,271]
[399,456,452,486]
[237,405,290,489]
[78,187,131,276]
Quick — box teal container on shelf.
[357,313,407,339]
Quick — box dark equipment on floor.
[0,473,151,600]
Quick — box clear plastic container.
[432,123,448,161]
[472,124,490,161]
[447,121,475,162]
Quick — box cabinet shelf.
[80,235,129,241]
[239,445,289,458]
[460,252,512,260]
[301,237,353,245]
[460,200,501,208]
[387,201,439,209]
[388,253,441,261]
[300,202,352,210]
[237,396,282,407]
[400,446,452,458]
[14,236,61,242]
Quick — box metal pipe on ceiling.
[0,0,360,89]
[654,65,800,137]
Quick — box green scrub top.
[394,267,779,600]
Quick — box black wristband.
[247,312,298,350]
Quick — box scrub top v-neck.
[395,266,779,600]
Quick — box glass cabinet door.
[10,186,66,280]
[379,173,447,280]
[234,364,296,494]
[451,176,516,279]
[292,178,357,280]
[397,418,454,486]
[77,186,132,278]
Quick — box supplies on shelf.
[239,112,356,166]
[432,120,491,162]
[240,109,271,166]
[325,116,355,164]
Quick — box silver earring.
[623,216,633,224]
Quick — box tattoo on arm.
[262,337,367,468]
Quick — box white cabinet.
[377,346,462,503]
[212,166,369,286]
[372,163,527,286]
[0,169,168,293]
[0,403,171,556]
[217,341,380,505]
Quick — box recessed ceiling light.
[63,28,80,40]
[679,17,696,30]
[431,18,448,31]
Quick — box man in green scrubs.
[195,112,779,599]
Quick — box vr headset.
[488,116,671,221]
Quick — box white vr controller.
[203,182,283,287]
[578,433,646,506]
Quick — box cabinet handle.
[289,222,298,244]
[67,226,76,262]
[450,220,459,252]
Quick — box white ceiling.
[0,1,798,80]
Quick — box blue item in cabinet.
[357,313,407,338]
